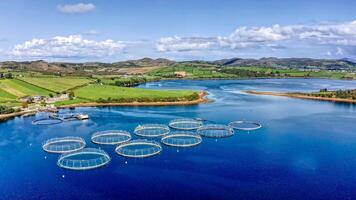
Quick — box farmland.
[19,76,93,92]
[0,79,52,97]
[74,84,199,102]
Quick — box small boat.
[76,114,89,120]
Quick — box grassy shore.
[246,90,356,103]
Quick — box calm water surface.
[1,79,356,200]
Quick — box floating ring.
[228,121,262,131]
[91,130,131,145]
[57,148,111,170]
[161,132,202,147]
[134,124,170,137]
[115,139,162,158]
[197,124,234,138]
[168,118,203,130]
[42,136,86,153]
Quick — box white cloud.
[57,3,95,14]
[156,20,356,52]
[9,35,126,59]
[84,29,99,35]
[156,36,217,52]
[336,47,344,55]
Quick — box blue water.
[1,79,356,200]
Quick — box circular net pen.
[197,124,234,138]
[161,132,202,147]
[134,124,170,137]
[57,148,111,170]
[33,118,63,125]
[229,121,262,131]
[168,118,203,130]
[42,137,86,153]
[91,130,131,145]
[115,139,162,158]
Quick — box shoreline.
[57,92,209,108]
[245,90,356,104]
[0,109,37,122]
[0,92,209,122]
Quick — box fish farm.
[41,117,261,170]
[197,124,234,138]
[57,148,111,170]
[134,124,170,137]
[168,118,203,130]
[115,139,162,158]
[161,132,202,147]
[33,118,63,125]
[42,137,86,153]
[91,130,131,145]
[32,113,89,125]
[229,121,262,131]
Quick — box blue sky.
[0,0,355,62]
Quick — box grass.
[53,98,89,106]
[74,84,197,101]
[0,88,17,102]
[19,76,93,92]
[235,67,356,79]
[149,65,237,79]
[0,79,52,97]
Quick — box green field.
[0,79,52,97]
[19,76,93,92]
[53,98,89,106]
[234,67,356,79]
[149,65,237,79]
[0,88,17,102]
[74,84,198,102]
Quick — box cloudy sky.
[0,0,355,62]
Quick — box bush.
[0,106,16,114]
[21,102,28,108]
[68,91,75,100]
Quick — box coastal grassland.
[99,76,159,86]
[149,65,356,80]
[53,98,89,106]
[233,67,356,79]
[0,79,52,97]
[74,84,199,102]
[304,89,356,100]
[19,76,93,92]
[148,65,237,79]
[0,88,17,102]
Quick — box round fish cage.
[134,124,170,137]
[42,137,86,153]
[161,132,202,147]
[32,118,63,125]
[91,130,131,145]
[197,124,234,138]
[57,148,111,170]
[168,118,203,130]
[229,121,262,131]
[115,139,162,158]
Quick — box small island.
[246,89,356,103]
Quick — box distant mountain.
[1,57,355,74]
[341,57,356,63]
[112,57,175,67]
[212,57,356,70]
